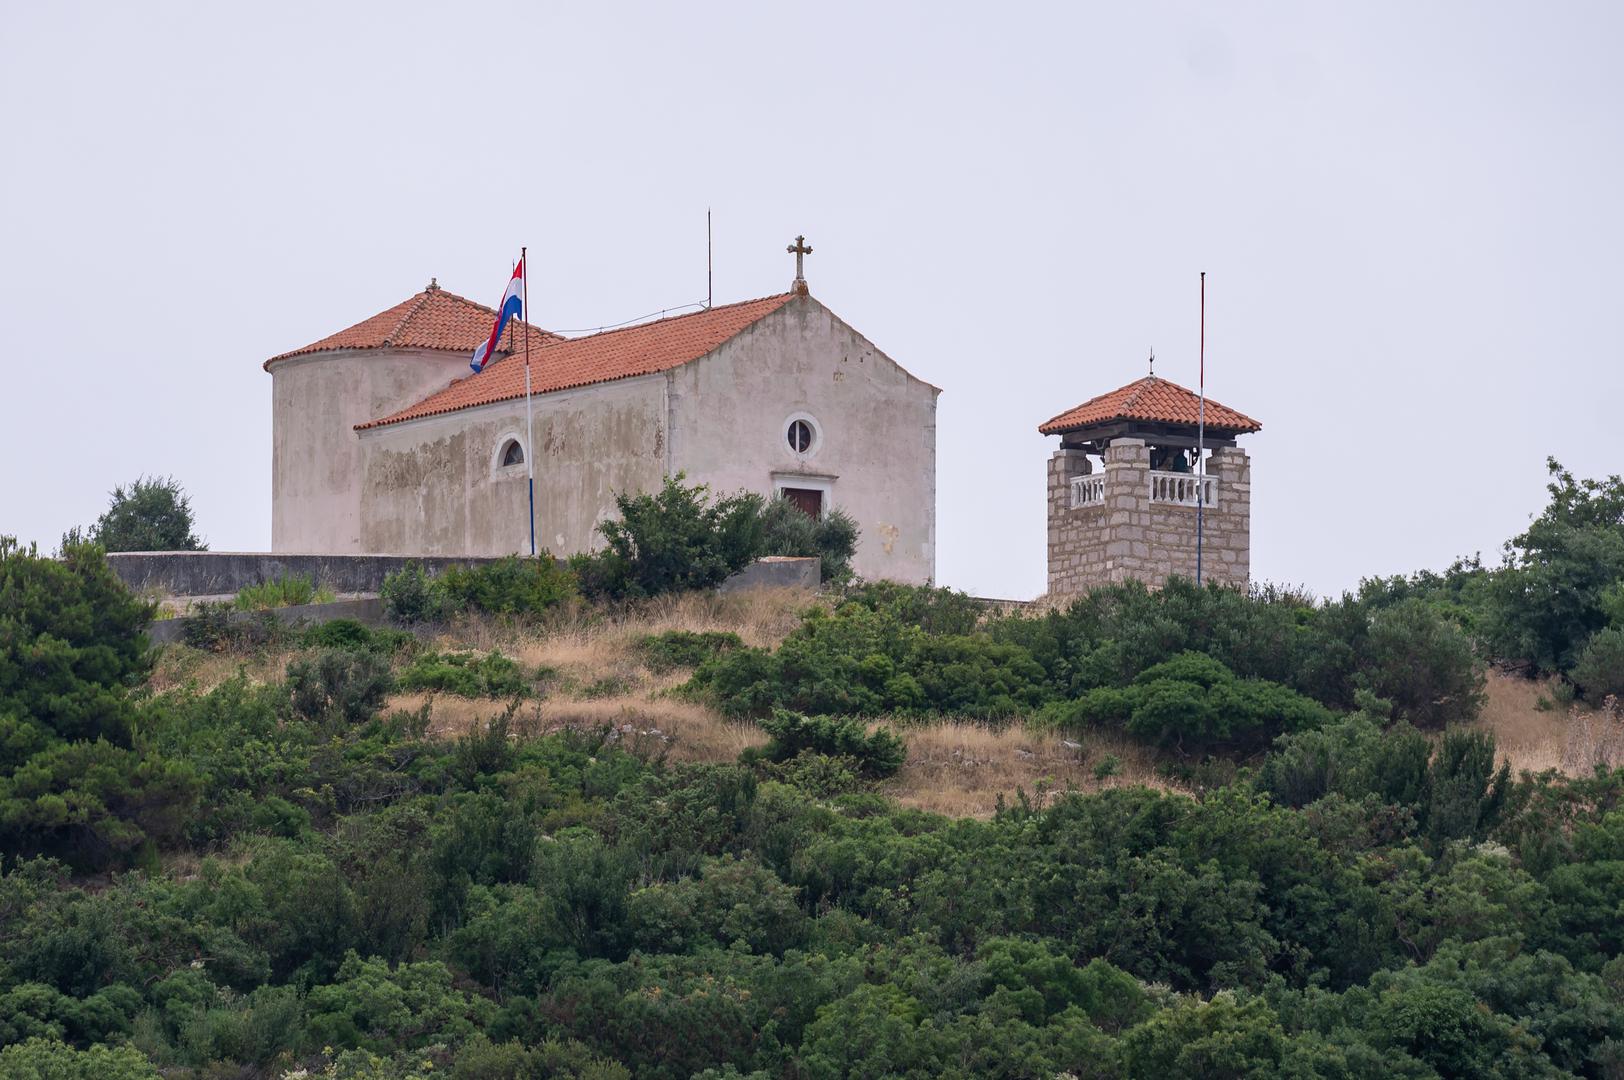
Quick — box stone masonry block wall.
[1047,439,1250,598]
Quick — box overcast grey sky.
[2,1,1619,598]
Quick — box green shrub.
[0,537,154,753]
[0,738,199,871]
[436,556,576,616]
[839,580,985,636]
[753,709,905,778]
[76,475,205,553]
[637,630,743,672]
[1479,459,1624,673]
[179,601,287,653]
[689,603,1048,719]
[1259,714,1431,809]
[382,558,575,622]
[300,619,415,655]
[1060,652,1334,751]
[233,574,334,610]
[571,474,764,600]
[0,539,198,871]
[398,651,530,699]
[286,648,394,724]
[756,496,861,585]
[380,561,442,623]
[1359,598,1485,726]
[1572,626,1624,703]
[0,1037,160,1079]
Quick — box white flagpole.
[1197,271,1206,586]
[523,247,535,558]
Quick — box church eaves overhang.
[353,292,800,431]
[1038,375,1261,438]
[262,281,563,372]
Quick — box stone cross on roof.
[787,235,813,294]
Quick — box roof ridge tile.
[1038,375,1260,436]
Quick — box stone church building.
[1040,375,1260,598]
[266,261,940,584]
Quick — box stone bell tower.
[1039,374,1261,598]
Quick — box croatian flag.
[470,257,525,373]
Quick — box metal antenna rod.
[1196,271,1206,586]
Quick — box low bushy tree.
[80,475,205,552]
[571,475,764,600]
[1481,458,1624,673]
[1060,651,1334,751]
[1571,626,1624,703]
[751,708,906,778]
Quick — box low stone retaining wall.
[717,556,821,593]
[108,552,509,598]
[111,551,823,599]
[138,556,820,645]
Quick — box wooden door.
[782,487,823,518]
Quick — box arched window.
[500,439,524,467]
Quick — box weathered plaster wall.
[280,297,937,578]
[1047,439,1250,597]
[271,349,468,552]
[668,296,939,584]
[354,373,669,556]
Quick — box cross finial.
[1148,348,1155,376]
[787,235,813,294]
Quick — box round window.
[787,419,814,454]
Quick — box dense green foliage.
[749,708,907,778]
[382,478,858,617]
[687,580,1482,738]
[1478,460,1624,678]
[68,475,206,553]
[0,538,194,871]
[397,651,532,699]
[381,556,578,623]
[3,689,1622,1076]
[755,495,861,585]
[234,574,336,611]
[6,459,1624,1076]
[636,630,744,673]
[1057,652,1334,751]
[570,475,767,601]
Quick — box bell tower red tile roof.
[1039,375,1261,436]
[262,280,563,371]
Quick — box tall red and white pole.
[523,247,535,558]
[1196,271,1206,586]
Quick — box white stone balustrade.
[1070,474,1105,508]
[1148,471,1217,507]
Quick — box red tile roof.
[1039,376,1261,435]
[263,283,563,371]
[357,292,799,430]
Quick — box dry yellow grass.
[1469,670,1620,777]
[883,721,1183,817]
[147,641,302,694]
[1475,671,1568,775]
[390,688,767,762]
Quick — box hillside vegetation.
[2,460,1623,1078]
